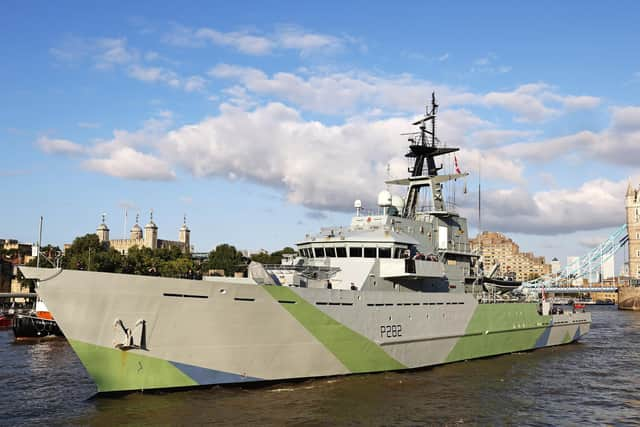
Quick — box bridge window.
[314,247,325,257]
[364,247,377,258]
[336,247,347,258]
[378,247,391,258]
[325,247,336,257]
[349,247,362,257]
[637,250,640,257]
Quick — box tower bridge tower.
[625,183,640,279]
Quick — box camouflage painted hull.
[26,268,590,393]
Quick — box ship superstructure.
[20,96,590,393]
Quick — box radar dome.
[354,199,362,209]
[391,195,405,211]
[377,190,392,207]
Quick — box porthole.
[219,289,227,294]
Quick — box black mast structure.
[402,93,461,218]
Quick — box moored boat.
[11,300,64,340]
[0,312,12,329]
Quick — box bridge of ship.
[522,224,628,294]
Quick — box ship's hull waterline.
[25,268,590,393]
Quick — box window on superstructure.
[364,247,376,258]
[325,247,336,257]
[349,247,362,257]
[394,247,404,258]
[378,247,391,258]
[336,247,347,258]
[314,247,325,257]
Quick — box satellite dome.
[391,195,405,211]
[377,190,392,207]
[354,199,362,209]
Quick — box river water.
[1,305,639,426]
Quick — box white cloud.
[93,38,138,69]
[497,131,597,162]
[196,28,274,55]
[209,65,600,122]
[37,137,85,155]
[275,26,343,55]
[158,103,521,210]
[470,54,511,74]
[470,129,539,147]
[579,235,607,248]
[50,36,204,92]
[183,75,207,92]
[39,112,176,181]
[83,147,176,181]
[561,95,601,110]
[468,177,631,235]
[163,24,349,56]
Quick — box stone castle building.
[470,231,551,281]
[626,183,640,279]
[96,213,190,255]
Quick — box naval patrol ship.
[21,95,591,393]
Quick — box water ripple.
[0,306,638,425]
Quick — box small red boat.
[0,313,13,329]
[573,303,586,310]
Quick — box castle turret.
[179,215,190,253]
[130,213,143,240]
[144,211,158,249]
[96,214,110,243]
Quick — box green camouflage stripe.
[263,286,405,373]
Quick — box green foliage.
[60,233,122,272]
[206,244,245,276]
[59,234,198,278]
[250,246,296,265]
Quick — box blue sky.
[2,1,640,266]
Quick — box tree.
[250,246,296,265]
[61,233,124,272]
[206,244,245,276]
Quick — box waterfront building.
[469,231,551,281]
[0,239,34,265]
[96,212,190,255]
[0,259,12,293]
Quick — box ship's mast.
[399,93,464,218]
